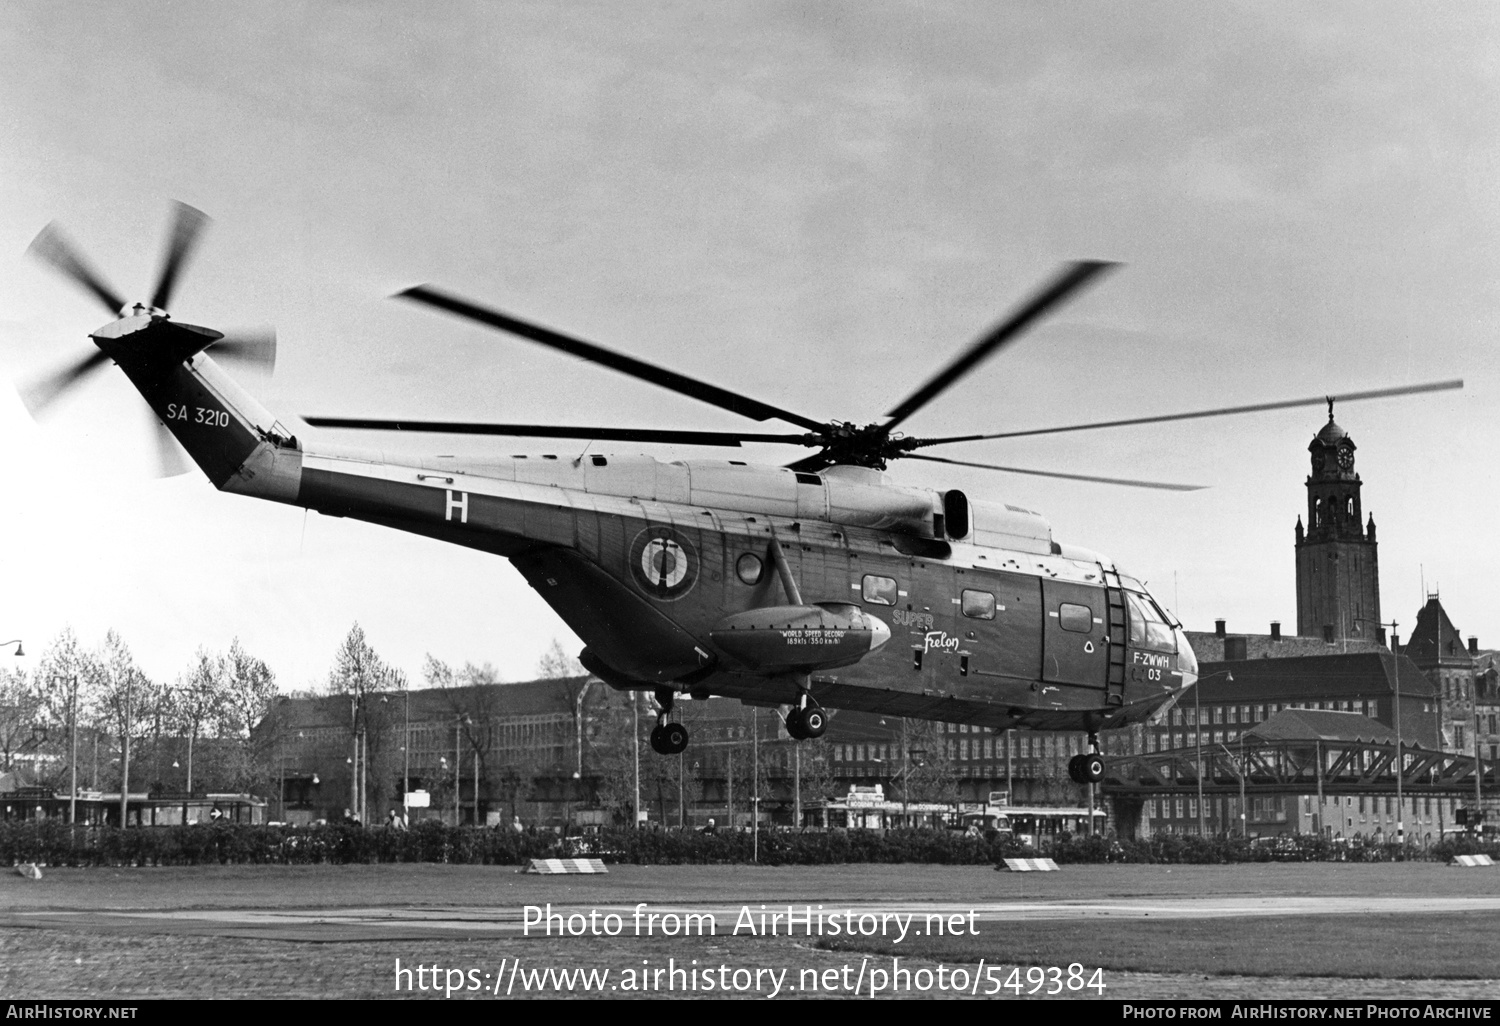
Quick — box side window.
[961,589,995,620]
[861,574,898,606]
[735,552,764,585]
[1058,602,1092,633]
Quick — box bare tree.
[0,666,42,774]
[171,649,224,794]
[93,631,156,826]
[587,688,646,824]
[31,628,99,810]
[326,623,404,820]
[218,638,277,791]
[425,655,512,824]
[894,718,961,806]
[538,639,592,789]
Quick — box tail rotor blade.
[18,350,113,418]
[209,326,277,377]
[27,223,127,317]
[150,201,210,312]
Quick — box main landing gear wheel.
[650,721,689,755]
[1067,752,1106,785]
[784,701,828,740]
[800,705,827,738]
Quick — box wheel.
[1082,753,1106,784]
[661,722,690,755]
[784,708,807,740]
[649,723,672,755]
[1066,753,1085,784]
[800,706,827,739]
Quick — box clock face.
[1312,452,1325,472]
[1337,447,1354,470]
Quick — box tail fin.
[96,315,304,503]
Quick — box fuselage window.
[961,589,995,620]
[1126,592,1175,652]
[735,553,764,585]
[1058,602,1092,633]
[862,574,898,606]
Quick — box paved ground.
[2,862,1498,999]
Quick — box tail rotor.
[20,201,277,473]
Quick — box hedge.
[3,820,1492,868]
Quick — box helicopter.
[21,202,1462,785]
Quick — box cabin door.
[1040,579,1109,689]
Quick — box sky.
[0,1,1495,692]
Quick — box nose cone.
[1175,626,1198,689]
[868,615,891,653]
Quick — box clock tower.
[1294,402,1381,641]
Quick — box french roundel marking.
[629,528,698,600]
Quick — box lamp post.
[1219,742,1248,837]
[632,692,641,829]
[452,714,471,825]
[402,687,410,822]
[1,640,22,657]
[1358,618,1402,845]
[347,692,361,825]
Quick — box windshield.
[1127,592,1176,652]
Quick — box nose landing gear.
[649,687,689,755]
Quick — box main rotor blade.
[906,452,1205,491]
[27,223,126,317]
[883,261,1118,430]
[301,415,815,448]
[150,201,210,312]
[18,349,112,417]
[395,285,826,432]
[917,379,1465,446]
[208,326,277,377]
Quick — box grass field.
[818,911,1500,978]
[2,861,1498,999]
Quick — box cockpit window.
[1127,592,1176,652]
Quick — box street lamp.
[1219,742,1248,837]
[1358,617,1402,845]
[454,714,470,825]
[1,640,23,657]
